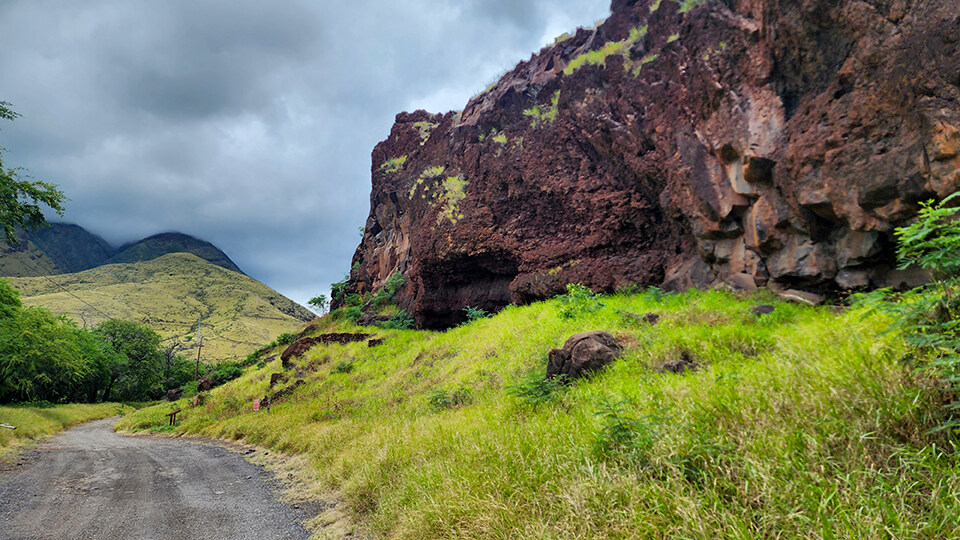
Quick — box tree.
[307,294,327,314]
[95,319,164,401]
[0,278,21,319]
[0,306,90,403]
[0,101,66,245]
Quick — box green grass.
[380,156,407,174]
[0,402,134,459]
[8,253,314,362]
[523,90,561,128]
[118,289,960,538]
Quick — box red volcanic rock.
[547,331,623,381]
[280,333,374,368]
[344,0,960,328]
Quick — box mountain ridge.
[0,223,245,277]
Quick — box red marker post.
[253,399,260,412]
[192,395,198,407]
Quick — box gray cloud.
[0,0,610,305]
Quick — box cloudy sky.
[0,0,610,306]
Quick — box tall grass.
[1,402,133,459]
[118,290,960,538]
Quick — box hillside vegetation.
[118,289,959,538]
[8,253,312,362]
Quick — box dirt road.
[0,418,312,540]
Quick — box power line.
[16,257,115,322]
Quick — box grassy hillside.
[117,289,960,538]
[0,238,60,277]
[1,403,134,459]
[8,253,313,362]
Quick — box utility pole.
[195,336,204,381]
[194,317,203,381]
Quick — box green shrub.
[341,306,364,324]
[371,271,404,308]
[463,306,490,322]
[275,332,297,346]
[211,362,243,383]
[427,385,472,411]
[382,310,415,330]
[506,371,566,405]
[556,283,604,319]
[523,90,561,128]
[331,276,349,304]
[857,193,960,430]
[380,155,407,173]
[332,360,354,374]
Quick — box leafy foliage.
[427,385,472,411]
[0,280,169,404]
[370,271,404,308]
[307,294,327,314]
[210,361,244,384]
[855,194,960,430]
[463,306,490,322]
[274,332,297,346]
[522,90,561,128]
[332,360,354,374]
[95,319,165,401]
[382,310,415,330]
[331,275,350,304]
[0,102,66,245]
[506,370,566,405]
[556,283,604,319]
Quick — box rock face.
[547,331,623,380]
[346,0,960,328]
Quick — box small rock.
[367,338,384,348]
[656,353,701,374]
[751,305,776,316]
[642,313,660,325]
[725,272,758,292]
[197,377,216,391]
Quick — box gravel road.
[0,418,312,540]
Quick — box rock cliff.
[346,0,960,328]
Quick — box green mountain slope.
[0,223,114,277]
[0,238,60,277]
[108,232,244,274]
[7,253,313,362]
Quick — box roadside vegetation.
[118,283,960,538]
[0,402,134,459]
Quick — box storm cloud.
[0,0,610,305]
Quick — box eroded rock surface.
[345,0,959,327]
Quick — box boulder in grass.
[166,388,184,401]
[656,352,701,374]
[197,377,216,391]
[547,331,623,381]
